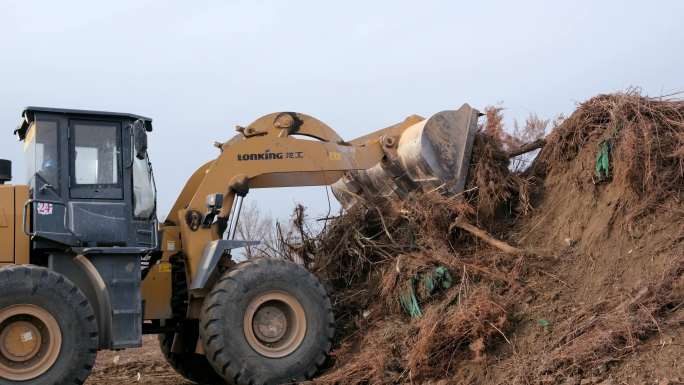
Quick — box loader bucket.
[332,104,480,208]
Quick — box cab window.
[24,120,59,188]
[72,122,120,185]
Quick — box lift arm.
[164,112,395,290]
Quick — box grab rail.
[22,199,74,238]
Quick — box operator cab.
[14,107,157,251]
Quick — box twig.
[375,207,396,244]
[450,217,524,255]
[488,321,512,345]
[316,215,340,222]
[507,138,546,158]
[539,270,574,289]
[669,300,684,313]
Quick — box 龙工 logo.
[237,150,303,161]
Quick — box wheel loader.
[0,104,479,385]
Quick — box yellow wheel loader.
[0,104,479,385]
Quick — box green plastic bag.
[399,266,453,318]
[595,140,612,181]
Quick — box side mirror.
[133,120,148,160]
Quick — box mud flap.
[190,239,259,292]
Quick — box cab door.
[27,117,73,245]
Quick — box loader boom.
[164,111,386,291]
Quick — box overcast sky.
[1,0,682,224]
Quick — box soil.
[86,335,189,385]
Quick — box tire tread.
[200,258,335,385]
[0,265,98,385]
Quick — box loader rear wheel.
[0,265,98,385]
[200,258,334,385]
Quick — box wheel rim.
[243,291,307,358]
[0,304,62,381]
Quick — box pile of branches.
[533,89,684,219]
[282,132,536,384]
[303,193,528,385]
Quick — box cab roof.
[15,106,153,140]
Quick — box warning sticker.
[36,202,53,216]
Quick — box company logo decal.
[237,150,304,161]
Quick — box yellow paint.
[328,151,341,161]
[0,208,7,228]
[0,185,29,264]
[141,226,178,320]
[141,263,172,320]
[0,186,14,263]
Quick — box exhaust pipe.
[332,104,480,208]
[0,159,11,185]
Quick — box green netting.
[400,266,453,318]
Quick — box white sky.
[1,0,682,223]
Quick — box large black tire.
[158,256,226,385]
[0,265,98,385]
[200,258,335,385]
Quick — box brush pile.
[288,90,683,385]
[533,91,684,221]
[298,153,531,384]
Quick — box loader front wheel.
[200,258,334,385]
[0,265,98,385]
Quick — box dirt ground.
[86,335,190,385]
[86,327,683,385]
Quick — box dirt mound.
[501,91,684,385]
[295,91,684,385]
